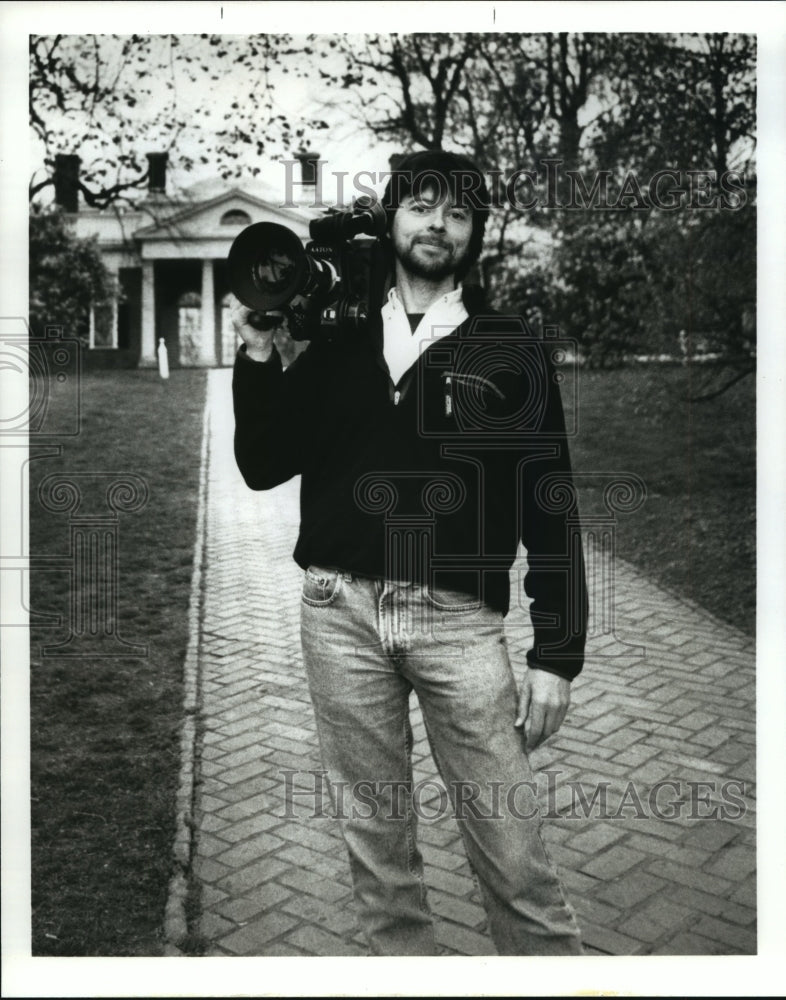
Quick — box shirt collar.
[387,284,464,312]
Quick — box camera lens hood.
[228,222,308,311]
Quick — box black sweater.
[233,300,588,681]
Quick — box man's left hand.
[514,668,571,751]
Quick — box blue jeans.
[300,565,583,956]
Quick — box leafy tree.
[552,212,653,367]
[553,192,755,377]
[562,33,756,378]
[589,33,756,179]
[333,32,755,381]
[652,201,756,400]
[29,206,115,340]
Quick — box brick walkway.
[186,368,756,957]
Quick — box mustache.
[413,236,452,250]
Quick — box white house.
[61,152,321,368]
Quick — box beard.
[395,236,470,282]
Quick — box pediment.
[134,189,317,241]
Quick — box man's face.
[390,184,474,282]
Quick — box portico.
[132,190,314,368]
[67,154,319,368]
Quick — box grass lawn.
[29,369,207,956]
[569,364,755,635]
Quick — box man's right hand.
[230,295,275,363]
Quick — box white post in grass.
[157,337,170,380]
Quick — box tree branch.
[689,364,754,402]
[389,38,434,148]
[77,173,149,209]
[545,34,557,119]
[29,176,54,199]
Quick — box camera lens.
[252,248,298,297]
[228,222,308,311]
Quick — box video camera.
[228,196,389,341]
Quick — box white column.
[200,259,216,367]
[140,260,156,366]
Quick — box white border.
[3,3,785,996]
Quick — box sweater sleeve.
[232,343,316,491]
[519,344,588,682]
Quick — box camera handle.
[309,196,387,243]
[247,311,285,332]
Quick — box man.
[232,150,587,956]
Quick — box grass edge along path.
[162,389,210,955]
[29,369,207,956]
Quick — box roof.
[133,186,320,240]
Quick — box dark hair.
[381,150,491,280]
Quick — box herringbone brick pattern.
[191,369,756,956]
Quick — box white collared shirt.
[381,285,468,387]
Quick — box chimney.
[146,152,168,195]
[295,150,320,187]
[53,154,81,213]
[388,153,406,172]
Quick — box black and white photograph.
[2,2,785,996]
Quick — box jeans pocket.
[424,586,483,613]
[302,565,344,607]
